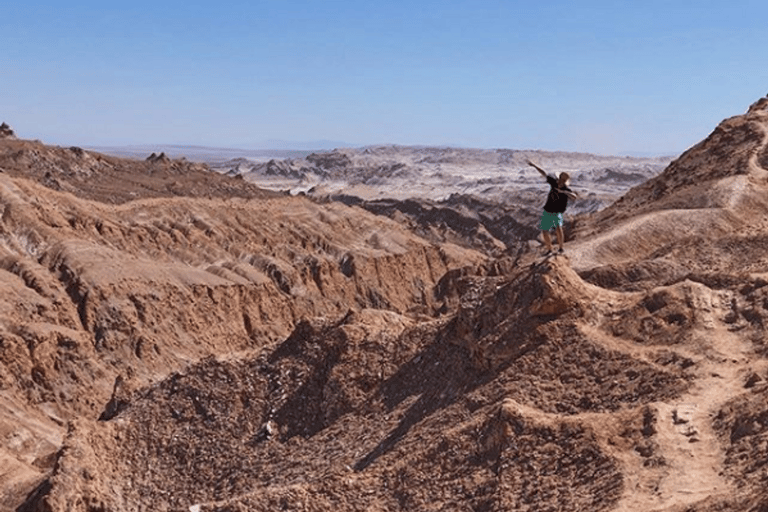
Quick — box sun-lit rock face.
[8,97,768,512]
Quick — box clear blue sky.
[3,0,767,155]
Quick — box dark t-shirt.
[543,175,572,213]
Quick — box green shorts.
[539,211,564,231]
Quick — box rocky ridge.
[0,137,484,511]
[5,96,768,512]
[0,138,271,205]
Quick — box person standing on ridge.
[528,160,579,255]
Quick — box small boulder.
[745,372,763,389]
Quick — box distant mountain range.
[84,144,320,163]
[88,142,676,167]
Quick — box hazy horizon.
[82,141,678,160]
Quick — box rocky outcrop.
[585,94,768,230]
[0,122,16,139]
[145,151,170,164]
[0,138,274,204]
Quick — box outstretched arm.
[564,190,579,200]
[527,160,548,178]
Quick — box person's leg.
[539,212,554,253]
[542,230,553,252]
[555,225,564,251]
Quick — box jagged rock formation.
[0,123,16,140]
[145,151,171,164]
[0,139,264,204]
[7,96,768,512]
[0,138,485,510]
[216,145,670,211]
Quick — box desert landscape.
[2,95,768,512]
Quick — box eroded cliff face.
[0,141,486,510]
[8,96,768,512]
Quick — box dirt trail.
[570,320,719,511]
[616,322,763,512]
[567,205,742,274]
[570,265,764,512]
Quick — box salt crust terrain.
[2,96,768,512]
[211,145,670,205]
[206,145,671,260]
